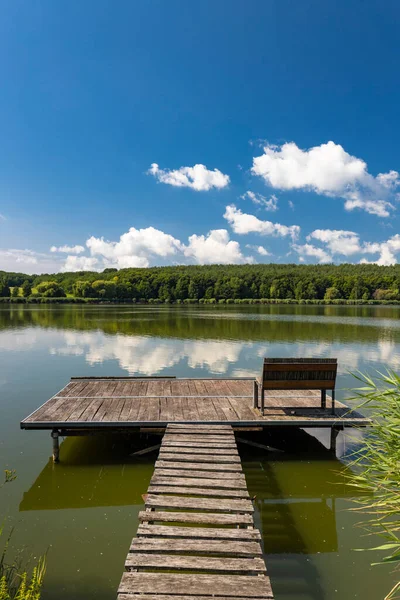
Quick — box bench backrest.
[260,358,337,390]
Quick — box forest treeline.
[1,263,400,303]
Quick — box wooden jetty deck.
[21,376,369,431]
[118,423,273,600]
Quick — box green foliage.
[346,372,400,599]
[0,281,10,298]
[1,263,400,303]
[21,282,32,298]
[35,282,65,298]
[10,288,19,298]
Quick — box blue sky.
[1,0,400,273]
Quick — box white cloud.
[184,229,253,265]
[0,249,61,274]
[288,200,295,210]
[61,255,101,272]
[252,141,398,217]
[299,228,400,266]
[148,162,230,191]
[224,205,300,240]
[307,229,361,256]
[292,243,332,264]
[0,213,6,221]
[246,244,271,256]
[241,191,278,211]
[86,226,184,269]
[360,234,400,266]
[50,244,85,254]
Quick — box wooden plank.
[159,397,173,422]
[125,553,266,573]
[163,435,236,443]
[136,525,261,541]
[145,495,253,513]
[211,397,240,421]
[155,461,242,472]
[158,453,241,464]
[194,397,220,421]
[118,573,273,597]
[129,537,262,556]
[180,397,200,421]
[228,397,257,421]
[139,510,253,525]
[167,423,232,433]
[118,595,270,600]
[150,476,247,489]
[148,485,249,499]
[163,441,237,449]
[159,447,239,456]
[167,425,232,433]
[153,469,246,480]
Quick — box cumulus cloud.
[224,205,300,240]
[252,141,399,217]
[86,226,184,269]
[360,234,400,266]
[246,244,271,256]
[241,190,278,211]
[50,244,85,254]
[295,228,400,266]
[307,229,361,256]
[148,162,230,191]
[184,229,253,265]
[292,243,332,264]
[61,255,101,272]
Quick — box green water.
[1,304,399,599]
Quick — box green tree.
[0,280,11,297]
[36,281,66,297]
[324,286,341,300]
[21,280,32,297]
[11,287,19,298]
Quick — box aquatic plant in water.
[347,371,400,599]
[0,471,45,599]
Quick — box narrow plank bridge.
[118,423,273,600]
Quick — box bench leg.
[321,389,326,409]
[253,380,259,409]
[260,388,265,415]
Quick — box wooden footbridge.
[119,423,273,599]
[20,362,369,599]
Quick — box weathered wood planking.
[117,424,272,599]
[21,376,370,430]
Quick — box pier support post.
[321,389,326,409]
[330,426,340,455]
[51,429,60,463]
[253,380,258,409]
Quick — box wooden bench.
[253,358,337,415]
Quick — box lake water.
[1,304,399,599]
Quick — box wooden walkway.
[21,377,369,430]
[118,423,273,599]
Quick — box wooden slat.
[163,440,237,449]
[163,435,237,443]
[136,525,261,541]
[118,596,269,600]
[158,453,240,463]
[160,446,239,456]
[150,475,247,489]
[155,461,242,472]
[129,537,262,556]
[145,495,254,513]
[148,485,249,498]
[168,424,232,431]
[153,469,246,480]
[125,553,266,573]
[139,511,253,526]
[118,573,273,597]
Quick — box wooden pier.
[118,423,273,599]
[21,376,369,432]
[20,373,370,599]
